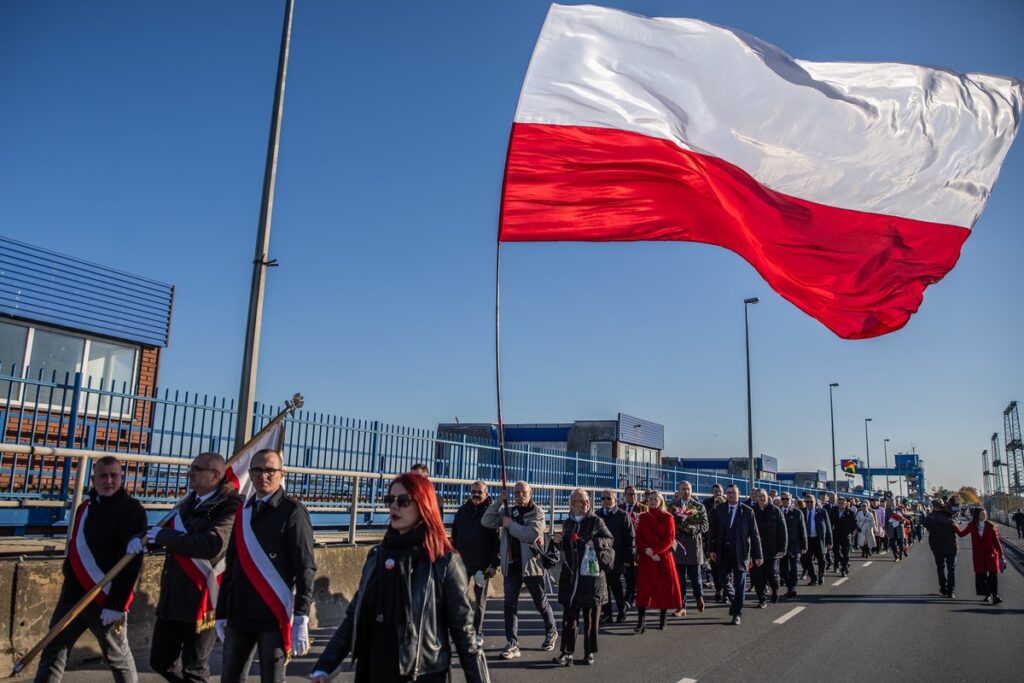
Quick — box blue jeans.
[933,552,957,594]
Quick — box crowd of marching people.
[31,452,1011,683]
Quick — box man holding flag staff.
[216,448,316,683]
[136,452,241,683]
[35,455,147,683]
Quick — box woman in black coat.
[309,474,489,683]
[552,488,614,667]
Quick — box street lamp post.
[829,382,839,495]
[744,297,760,496]
[864,418,873,491]
[883,437,891,494]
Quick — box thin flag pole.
[494,241,508,491]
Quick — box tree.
[957,486,981,506]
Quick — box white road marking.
[773,606,805,624]
[863,561,873,567]
[676,679,698,683]
[833,577,849,586]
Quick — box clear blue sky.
[3,1,1022,493]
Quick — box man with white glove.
[35,456,147,683]
[217,449,316,683]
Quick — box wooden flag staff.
[9,393,304,677]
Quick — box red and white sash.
[67,500,133,609]
[233,501,294,654]
[168,509,224,633]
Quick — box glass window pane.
[26,329,83,407]
[0,320,28,399]
[85,340,136,413]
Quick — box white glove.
[146,526,161,543]
[291,615,310,657]
[310,671,330,683]
[100,609,125,627]
[215,619,227,642]
[125,537,145,555]
[473,570,486,588]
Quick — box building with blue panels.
[665,454,779,482]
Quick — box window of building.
[590,441,613,459]
[0,318,138,414]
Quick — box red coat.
[955,521,1004,573]
[635,508,682,609]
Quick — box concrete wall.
[2,545,504,678]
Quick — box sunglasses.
[384,494,414,508]
[249,467,282,477]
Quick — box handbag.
[580,543,600,577]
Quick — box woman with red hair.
[310,473,489,683]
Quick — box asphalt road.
[31,530,1024,682]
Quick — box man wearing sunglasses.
[216,450,316,683]
[135,452,241,683]
[451,481,500,645]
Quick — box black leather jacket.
[313,546,489,682]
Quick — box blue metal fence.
[0,368,873,527]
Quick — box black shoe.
[599,613,612,625]
[806,578,817,586]
[731,615,741,625]
[616,612,626,624]
[770,591,779,604]
[785,590,798,599]
[992,595,1003,606]
[817,577,824,585]
[948,592,956,599]
[584,653,595,666]
[757,600,767,609]
[714,590,723,602]
[552,653,573,667]
[658,612,668,630]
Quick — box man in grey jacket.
[482,481,557,660]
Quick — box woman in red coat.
[955,507,1006,605]
[634,490,682,633]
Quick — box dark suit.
[829,507,858,574]
[800,506,832,582]
[217,488,316,683]
[711,503,763,617]
[597,506,635,619]
[150,488,241,683]
[780,506,808,592]
[751,503,787,602]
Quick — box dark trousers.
[503,567,556,643]
[780,553,800,590]
[220,625,285,683]
[465,565,488,637]
[876,534,888,552]
[624,564,637,603]
[709,559,724,594]
[717,554,748,617]
[750,557,780,600]
[560,605,598,656]
[675,563,703,610]
[833,537,851,573]
[976,571,999,597]
[933,552,957,595]
[34,600,137,683]
[891,535,906,559]
[1016,520,1023,538]
[150,618,217,683]
[802,537,826,580]
[601,569,626,618]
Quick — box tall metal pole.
[829,383,839,495]
[234,0,295,448]
[883,437,890,494]
[863,417,872,491]
[744,297,759,495]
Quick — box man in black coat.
[36,456,147,683]
[921,498,959,597]
[451,481,500,642]
[216,449,317,683]
[1012,508,1024,539]
[800,493,832,585]
[138,452,241,683]
[751,490,787,606]
[702,483,725,601]
[709,485,763,625]
[597,488,636,623]
[829,498,858,577]
[778,492,807,599]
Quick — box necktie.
[729,506,737,528]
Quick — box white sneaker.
[501,641,521,659]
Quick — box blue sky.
[3,0,1022,492]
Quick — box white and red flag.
[224,420,284,498]
[499,4,1022,339]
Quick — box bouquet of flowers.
[672,500,707,534]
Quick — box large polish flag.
[499,4,1022,339]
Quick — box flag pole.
[495,241,508,492]
[9,394,303,677]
